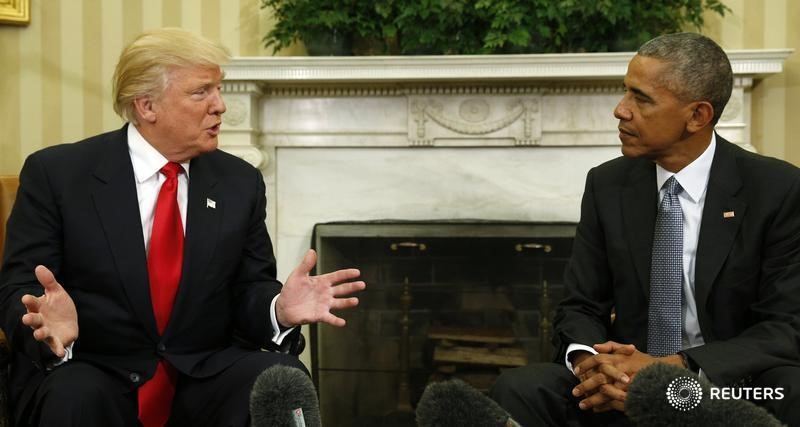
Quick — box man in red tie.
[0,28,364,426]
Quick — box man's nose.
[614,99,631,120]
[210,91,226,115]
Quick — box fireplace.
[217,51,790,425]
[311,221,574,425]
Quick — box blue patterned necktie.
[647,176,684,357]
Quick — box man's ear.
[686,101,714,133]
[133,96,157,124]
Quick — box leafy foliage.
[261,0,730,55]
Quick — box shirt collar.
[127,124,190,183]
[655,132,716,203]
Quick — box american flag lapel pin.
[723,210,735,219]
[206,198,216,209]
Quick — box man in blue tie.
[492,32,800,426]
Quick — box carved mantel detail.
[219,81,265,168]
[222,50,791,154]
[409,95,542,146]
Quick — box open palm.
[276,249,365,327]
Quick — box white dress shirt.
[126,125,294,345]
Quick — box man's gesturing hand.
[20,265,79,358]
[276,249,366,327]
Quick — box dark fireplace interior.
[311,221,575,426]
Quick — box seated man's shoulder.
[727,144,800,195]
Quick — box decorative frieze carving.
[220,82,265,168]
[408,95,542,146]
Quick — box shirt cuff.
[269,294,297,345]
[565,343,597,376]
[49,342,74,369]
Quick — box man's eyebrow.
[189,79,221,91]
[626,84,654,102]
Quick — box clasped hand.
[571,341,665,413]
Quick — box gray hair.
[637,32,732,124]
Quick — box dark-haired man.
[492,32,800,426]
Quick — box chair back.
[0,176,16,427]
[0,176,19,262]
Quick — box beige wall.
[0,0,304,175]
[703,0,800,162]
[0,1,798,174]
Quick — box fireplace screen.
[311,221,575,426]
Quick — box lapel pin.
[206,198,216,209]
[723,211,735,219]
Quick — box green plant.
[261,0,730,55]
[261,0,398,54]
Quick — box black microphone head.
[626,363,782,427]
[626,363,713,427]
[416,379,519,427]
[708,395,782,427]
[249,364,321,427]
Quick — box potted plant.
[261,0,398,55]
[261,0,730,55]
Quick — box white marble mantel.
[219,52,790,364]
[222,50,791,82]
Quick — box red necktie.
[139,162,184,427]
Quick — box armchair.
[1,175,19,427]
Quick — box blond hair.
[112,28,230,125]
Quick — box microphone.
[416,379,521,427]
[249,365,322,427]
[626,363,781,427]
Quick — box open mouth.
[207,123,221,135]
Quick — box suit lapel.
[91,127,158,339]
[622,160,658,293]
[169,155,221,322]
[695,138,745,318]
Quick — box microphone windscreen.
[708,395,782,427]
[626,363,713,427]
[249,364,321,427]
[626,363,782,427]
[416,379,519,427]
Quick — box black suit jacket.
[553,135,800,386]
[0,125,298,414]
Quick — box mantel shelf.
[223,49,793,83]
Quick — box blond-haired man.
[0,28,364,426]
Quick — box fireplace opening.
[311,221,575,426]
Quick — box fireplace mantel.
[219,51,790,367]
[223,50,791,82]
[220,49,792,163]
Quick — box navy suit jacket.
[0,125,297,415]
[554,135,800,386]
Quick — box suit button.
[130,372,141,383]
[157,343,166,354]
